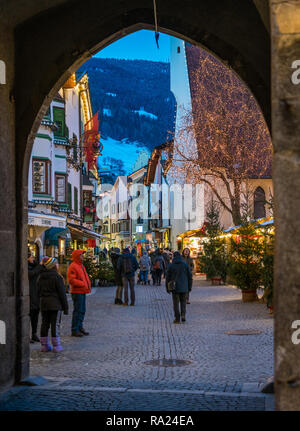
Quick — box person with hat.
[37,257,69,352]
[67,250,91,336]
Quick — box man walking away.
[117,248,139,306]
[139,251,151,285]
[110,247,123,304]
[182,248,194,304]
[166,251,192,324]
[28,253,44,343]
[153,250,165,286]
[67,250,91,337]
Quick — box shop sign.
[28,213,66,229]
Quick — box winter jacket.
[28,262,44,311]
[37,268,69,313]
[67,250,91,294]
[117,251,139,279]
[110,251,123,286]
[166,255,193,294]
[139,254,151,271]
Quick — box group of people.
[28,249,91,353]
[109,246,195,323]
[27,245,195,353]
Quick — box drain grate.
[144,359,193,367]
[225,329,262,336]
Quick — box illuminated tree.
[171,49,272,226]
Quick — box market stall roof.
[44,227,71,246]
[256,218,274,227]
[177,225,207,239]
[67,222,112,241]
[224,217,274,234]
[223,224,241,233]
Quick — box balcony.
[41,118,57,131]
[53,136,71,146]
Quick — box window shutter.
[74,187,78,214]
[53,107,65,137]
[68,183,72,209]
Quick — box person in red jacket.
[67,250,91,337]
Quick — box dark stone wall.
[0,21,18,391]
[271,0,300,411]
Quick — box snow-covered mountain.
[77,58,176,182]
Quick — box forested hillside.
[77,58,176,152]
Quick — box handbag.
[167,279,176,293]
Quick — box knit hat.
[42,257,57,270]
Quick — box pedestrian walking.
[28,253,44,343]
[139,251,151,285]
[110,247,123,304]
[162,248,172,277]
[67,250,91,337]
[152,250,166,286]
[166,251,192,324]
[117,248,139,306]
[182,248,194,304]
[37,257,68,352]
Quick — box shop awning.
[67,222,112,242]
[28,211,66,229]
[44,227,72,246]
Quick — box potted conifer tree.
[228,222,263,302]
[200,200,228,284]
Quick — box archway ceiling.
[12,0,270,167]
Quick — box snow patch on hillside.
[99,136,150,174]
[103,108,112,117]
[134,109,158,120]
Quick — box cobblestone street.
[0,279,274,411]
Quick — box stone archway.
[0,0,300,410]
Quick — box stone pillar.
[271,0,300,411]
[0,22,21,390]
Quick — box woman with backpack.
[152,250,166,286]
[139,251,151,285]
[37,257,69,352]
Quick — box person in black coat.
[182,248,194,304]
[28,254,44,343]
[117,248,139,306]
[110,247,123,304]
[37,257,68,352]
[166,251,193,324]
